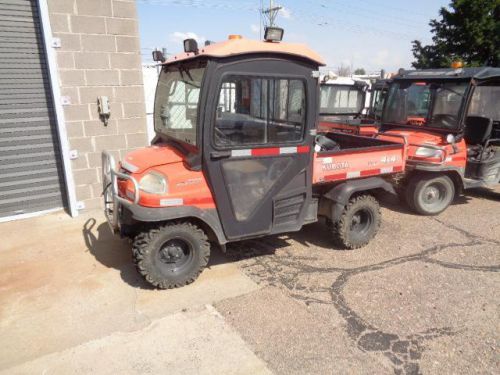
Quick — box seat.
[464,116,493,159]
[464,116,493,144]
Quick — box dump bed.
[313,132,406,184]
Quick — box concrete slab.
[2,305,272,375]
[0,211,259,370]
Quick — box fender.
[122,204,227,245]
[323,177,396,222]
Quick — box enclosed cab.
[318,77,389,136]
[102,32,406,289]
[378,67,500,215]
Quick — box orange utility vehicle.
[318,79,389,136]
[102,30,406,289]
[378,67,500,215]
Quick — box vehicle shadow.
[82,218,154,290]
[81,217,283,288]
[375,190,473,215]
[465,187,500,202]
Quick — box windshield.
[320,85,364,115]
[383,81,468,130]
[154,62,206,146]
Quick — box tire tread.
[332,195,381,250]
[132,222,210,289]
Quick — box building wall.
[47,0,148,210]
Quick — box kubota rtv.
[102,30,406,289]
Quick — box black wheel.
[132,222,210,289]
[406,174,455,215]
[332,195,381,249]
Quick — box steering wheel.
[433,114,458,129]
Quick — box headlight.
[415,147,443,159]
[139,172,167,194]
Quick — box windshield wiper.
[179,68,200,88]
[437,86,465,97]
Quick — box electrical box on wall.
[97,96,111,126]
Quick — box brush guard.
[102,151,139,232]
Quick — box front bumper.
[101,151,139,233]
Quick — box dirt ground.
[1,187,499,374]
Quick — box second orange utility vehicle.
[318,78,389,136]
[102,29,406,289]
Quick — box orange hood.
[383,128,446,146]
[122,144,184,173]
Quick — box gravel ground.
[216,187,500,375]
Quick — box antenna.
[261,0,282,27]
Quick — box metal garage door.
[0,0,66,218]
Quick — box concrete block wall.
[47,0,148,210]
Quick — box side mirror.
[152,50,165,62]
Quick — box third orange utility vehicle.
[378,66,500,215]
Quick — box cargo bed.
[313,132,406,184]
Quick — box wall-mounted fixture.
[97,96,110,126]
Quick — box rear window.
[320,85,364,115]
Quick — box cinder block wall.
[48,0,148,210]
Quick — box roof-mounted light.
[264,27,284,42]
[183,38,199,54]
[228,34,242,40]
[451,60,463,69]
[152,50,165,62]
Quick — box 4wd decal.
[381,155,398,164]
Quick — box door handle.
[210,150,231,160]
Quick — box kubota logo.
[322,161,349,171]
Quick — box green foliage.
[412,0,500,68]
[354,68,366,75]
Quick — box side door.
[202,58,317,240]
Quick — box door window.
[215,76,306,146]
[468,85,500,121]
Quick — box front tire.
[332,195,381,249]
[406,174,455,215]
[132,222,210,289]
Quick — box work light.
[264,27,284,42]
[183,38,199,54]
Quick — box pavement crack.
[228,229,496,374]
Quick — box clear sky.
[137,0,450,73]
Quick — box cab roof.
[163,36,326,66]
[395,67,500,81]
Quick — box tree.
[411,0,499,68]
[354,68,366,75]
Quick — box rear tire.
[332,195,381,249]
[132,222,210,289]
[406,174,455,215]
